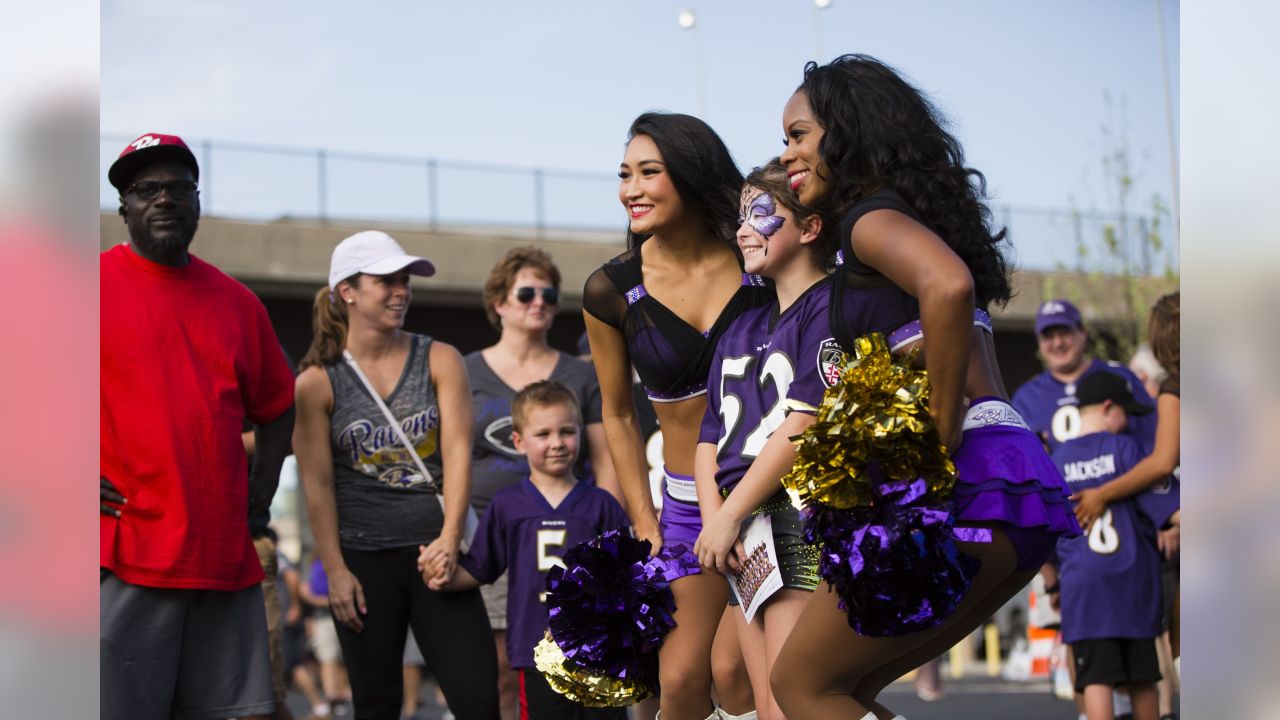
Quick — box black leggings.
[335,546,499,720]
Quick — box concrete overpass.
[100,213,1176,388]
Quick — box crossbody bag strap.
[342,349,438,488]
[341,349,478,548]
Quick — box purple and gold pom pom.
[805,479,981,637]
[780,332,980,636]
[782,333,957,510]
[544,530,678,689]
[534,631,652,707]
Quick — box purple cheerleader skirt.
[658,468,702,548]
[950,399,1082,570]
[655,468,702,581]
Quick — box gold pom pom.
[534,631,652,707]
[781,333,957,509]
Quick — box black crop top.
[583,247,773,402]
[828,189,922,349]
[830,189,995,350]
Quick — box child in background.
[1070,292,1182,695]
[1044,371,1178,720]
[421,381,629,720]
[1070,292,1181,539]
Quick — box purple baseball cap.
[1035,299,1083,335]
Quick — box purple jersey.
[459,478,629,669]
[1051,432,1176,642]
[1138,474,1180,532]
[700,279,840,492]
[1012,359,1158,454]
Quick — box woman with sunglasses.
[293,230,499,720]
[464,245,618,720]
[583,112,768,720]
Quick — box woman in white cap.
[293,230,499,720]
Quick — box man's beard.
[133,221,197,264]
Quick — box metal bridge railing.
[100,135,1176,272]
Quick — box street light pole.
[1154,0,1179,240]
[812,0,831,62]
[678,9,707,117]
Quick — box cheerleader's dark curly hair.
[800,54,1012,308]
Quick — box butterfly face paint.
[739,189,786,257]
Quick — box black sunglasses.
[515,286,559,305]
[126,180,199,202]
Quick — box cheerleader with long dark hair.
[769,55,1080,720]
[583,112,764,720]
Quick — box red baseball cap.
[108,132,200,191]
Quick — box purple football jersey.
[700,279,841,493]
[1012,359,1158,454]
[1051,432,1169,642]
[1135,474,1180,531]
[459,478,629,669]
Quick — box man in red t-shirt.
[99,133,296,720]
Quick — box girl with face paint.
[693,160,835,720]
[771,54,1080,720]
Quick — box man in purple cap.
[100,133,296,720]
[1012,299,1157,454]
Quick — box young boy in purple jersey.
[420,381,629,720]
[1012,299,1159,454]
[1042,370,1178,720]
[693,161,834,720]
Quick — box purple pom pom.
[544,530,681,686]
[804,477,980,637]
[653,542,700,583]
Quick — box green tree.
[1048,93,1178,362]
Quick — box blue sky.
[101,0,1179,271]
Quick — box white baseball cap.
[328,230,436,290]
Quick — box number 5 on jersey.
[536,528,567,603]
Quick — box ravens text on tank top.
[324,333,445,550]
